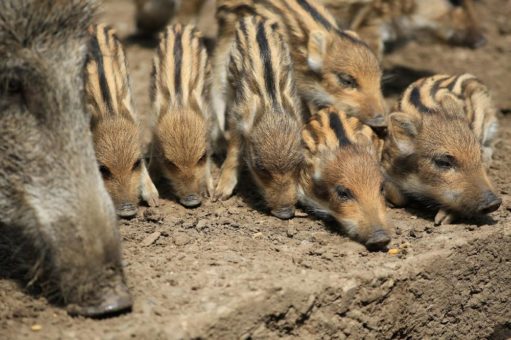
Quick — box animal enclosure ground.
[1,0,510,339]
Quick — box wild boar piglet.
[382,74,500,225]
[300,108,391,249]
[214,16,304,220]
[322,0,486,60]
[213,0,387,138]
[85,24,159,218]
[151,24,214,208]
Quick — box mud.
[1,0,510,339]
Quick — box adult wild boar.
[0,0,132,317]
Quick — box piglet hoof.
[213,178,237,202]
[145,195,160,208]
[434,209,454,226]
[67,282,133,318]
[142,187,160,208]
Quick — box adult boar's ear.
[307,30,327,73]
[388,112,421,156]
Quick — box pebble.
[173,234,192,246]
[143,208,164,223]
[31,324,42,332]
[388,248,400,255]
[286,226,297,238]
[294,211,309,218]
[196,219,208,230]
[253,232,264,239]
[141,231,161,247]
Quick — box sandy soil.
[1,0,510,339]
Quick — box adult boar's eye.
[99,164,112,179]
[132,159,142,171]
[5,78,22,95]
[433,155,456,170]
[335,185,354,201]
[380,182,385,196]
[337,73,358,88]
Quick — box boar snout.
[271,206,296,220]
[478,191,501,214]
[365,114,387,129]
[180,193,202,208]
[68,278,132,318]
[116,202,138,218]
[449,30,486,49]
[365,228,391,251]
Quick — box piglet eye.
[165,158,178,170]
[99,164,112,179]
[132,159,142,171]
[380,183,385,195]
[255,162,272,180]
[335,185,353,201]
[198,152,207,164]
[433,155,456,170]
[448,0,462,6]
[337,73,357,88]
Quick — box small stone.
[253,232,264,239]
[143,208,164,223]
[388,248,400,255]
[294,211,309,218]
[182,220,196,229]
[31,324,42,332]
[141,231,161,246]
[173,234,192,246]
[196,219,208,230]
[286,226,297,238]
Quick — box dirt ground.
[1,0,511,339]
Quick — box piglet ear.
[354,131,383,160]
[302,127,318,155]
[307,30,328,73]
[388,112,420,155]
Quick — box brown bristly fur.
[382,74,500,225]
[151,23,213,208]
[213,0,386,135]
[300,108,390,248]
[0,0,131,316]
[321,0,485,60]
[85,23,159,218]
[214,15,303,219]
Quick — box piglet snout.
[478,191,501,214]
[180,194,202,208]
[271,206,295,220]
[366,228,391,251]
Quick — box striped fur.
[396,73,498,159]
[214,16,304,219]
[321,0,485,60]
[86,24,136,122]
[85,24,159,218]
[213,0,386,136]
[151,24,213,207]
[299,108,390,248]
[381,74,500,225]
